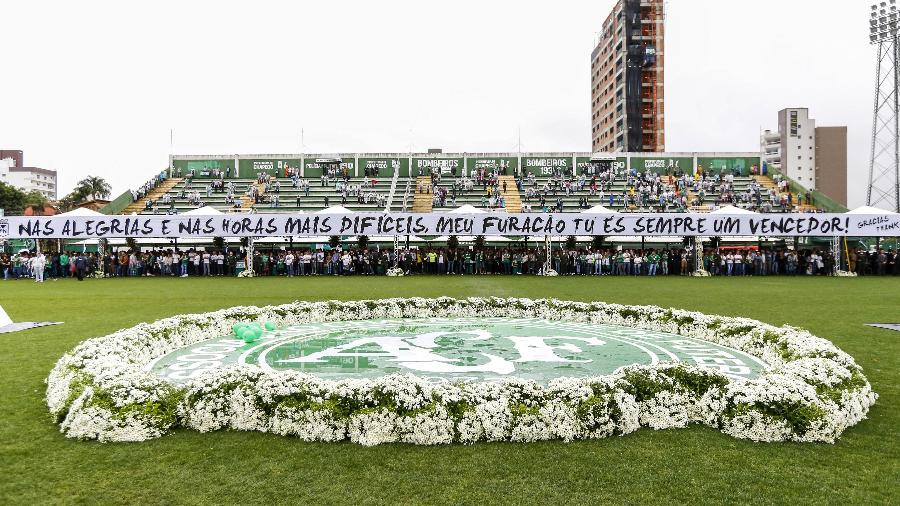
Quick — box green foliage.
[0,181,28,214]
[658,366,729,397]
[357,235,369,250]
[447,235,460,250]
[725,401,826,435]
[75,175,112,201]
[473,235,486,249]
[591,235,606,250]
[565,235,577,250]
[329,235,340,248]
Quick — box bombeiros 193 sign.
[3,212,899,239]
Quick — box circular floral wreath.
[46,298,877,446]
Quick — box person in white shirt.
[201,252,211,276]
[31,252,46,282]
[285,252,295,277]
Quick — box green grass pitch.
[1,276,897,505]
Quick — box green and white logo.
[149,318,768,384]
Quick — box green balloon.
[264,322,276,331]
[232,324,247,336]
[240,329,257,343]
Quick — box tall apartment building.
[760,108,847,206]
[0,149,58,200]
[590,0,665,153]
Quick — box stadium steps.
[753,175,817,211]
[412,176,434,212]
[124,177,183,214]
[242,180,268,210]
[498,175,522,213]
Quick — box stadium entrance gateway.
[149,318,768,384]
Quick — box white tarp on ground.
[0,305,63,334]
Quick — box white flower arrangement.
[237,269,256,278]
[386,267,405,277]
[542,269,559,277]
[46,297,877,445]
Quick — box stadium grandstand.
[101,151,848,217]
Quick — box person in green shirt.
[59,253,69,278]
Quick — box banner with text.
[2,213,898,239]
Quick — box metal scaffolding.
[868,1,900,212]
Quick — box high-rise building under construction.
[590,0,665,153]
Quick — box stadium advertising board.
[465,157,518,177]
[575,156,627,176]
[172,159,235,178]
[3,212,896,239]
[237,159,302,179]
[630,156,694,175]
[358,157,408,178]
[303,158,356,178]
[410,157,464,178]
[522,156,573,176]
[698,157,760,176]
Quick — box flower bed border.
[46,297,877,445]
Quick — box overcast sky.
[1,0,873,206]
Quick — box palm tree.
[76,176,112,201]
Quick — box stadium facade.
[168,151,759,180]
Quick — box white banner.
[1,212,898,239]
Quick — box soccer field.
[1,276,897,505]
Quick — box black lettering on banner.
[412,217,426,234]
[340,217,353,234]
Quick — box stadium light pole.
[867,0,900,212]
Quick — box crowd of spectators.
[3,246,897,280]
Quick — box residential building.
[0,150,58,200]
[760,108,847,206]
[590,0,665,153]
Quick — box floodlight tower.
[868,1,900,212]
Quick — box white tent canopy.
[58,207,104,217]
[314,205,356,214]
[847,205,898,215]
[182,206,224,216]
[581,205,617,214]
[448,204,487,214]
[709,205,757,215]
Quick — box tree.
[565,235,578,250]
[474,235,486,250]
[357,235,369,251]
[329,236,340,249]
[592,236,606,250]
[24,191,50,215]
[447,235,459,250]
[76,176,112,201]
[0,182,27,214]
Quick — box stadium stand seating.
[126,168,815,216]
